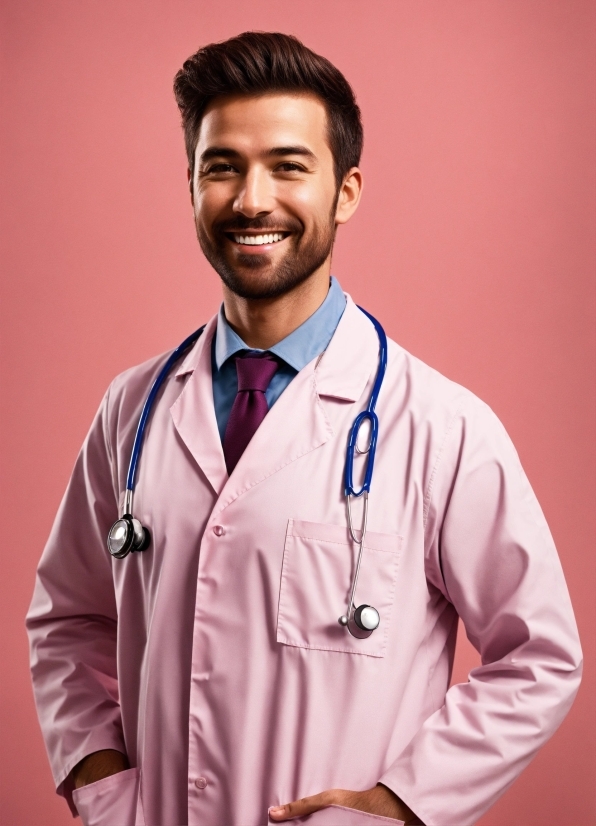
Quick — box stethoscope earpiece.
[107,515,151,559]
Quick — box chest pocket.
[277,519,402,658]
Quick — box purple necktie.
[223,353,279,473]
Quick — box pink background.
[1,1,594,823]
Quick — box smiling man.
[27,32,581,826]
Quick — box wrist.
[375,784,423,825]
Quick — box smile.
[227,232,290,246]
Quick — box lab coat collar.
[174,292,377,397]
[174,316,214,378]
[313,294,380,403]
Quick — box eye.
[203,163,237,175]
[276,162,305,173]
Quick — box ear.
[334,167,363,226]
[187,167,194,207]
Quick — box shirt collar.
[214,276,347,372]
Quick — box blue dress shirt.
[212,276,347,442]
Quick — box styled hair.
[173,31,363,187]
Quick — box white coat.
[27,295,582,826]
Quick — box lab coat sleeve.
[379,397,583,826]
[26,384,125,813]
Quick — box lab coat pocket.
[72,767,145,826]
[277,519,402,658]
[268,804,404,824]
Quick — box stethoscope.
[107,307,388,640]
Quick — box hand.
[71,749,129,789]
[269,783,421,823]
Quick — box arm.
[269,784,422,823]
[378,399,583,825]
[26,386,128,812]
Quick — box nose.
[233,166,275,218]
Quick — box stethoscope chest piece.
[107,515,151,559]
[339,604,380,639]
[354,604,380,632]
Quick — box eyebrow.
[268,146,317,161]
[199,145,317,164]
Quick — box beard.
[196,210,337,300]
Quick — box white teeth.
[233,233,285,245]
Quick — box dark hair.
[173,31,363,188]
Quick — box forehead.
[195,92,331,158]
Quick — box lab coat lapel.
[214,295,378,512]
[213,360,331,513]
[170,315,228,497]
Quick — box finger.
[269,789,337,821]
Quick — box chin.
[235,252,274,269]
[216,254,289,298]
[222,274,289,300]
[201,235,330,301]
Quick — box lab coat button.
[213,525,224,536]
[195,776,208,790]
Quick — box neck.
[221,264,331,349]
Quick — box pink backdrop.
[1,1,594,823]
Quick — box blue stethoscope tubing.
[344,307,388,498]
[126,326,206,494]
[107,307,388,639]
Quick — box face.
[190,93,357,300]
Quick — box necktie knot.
[235,353,279,393]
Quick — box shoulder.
[382,337,520,500]
[108,349,174,402]
[103,322,211,424]
[105,349,175,423]
[384,336,503,435]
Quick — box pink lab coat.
[27,296,582,826]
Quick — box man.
[27,32,582,826]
